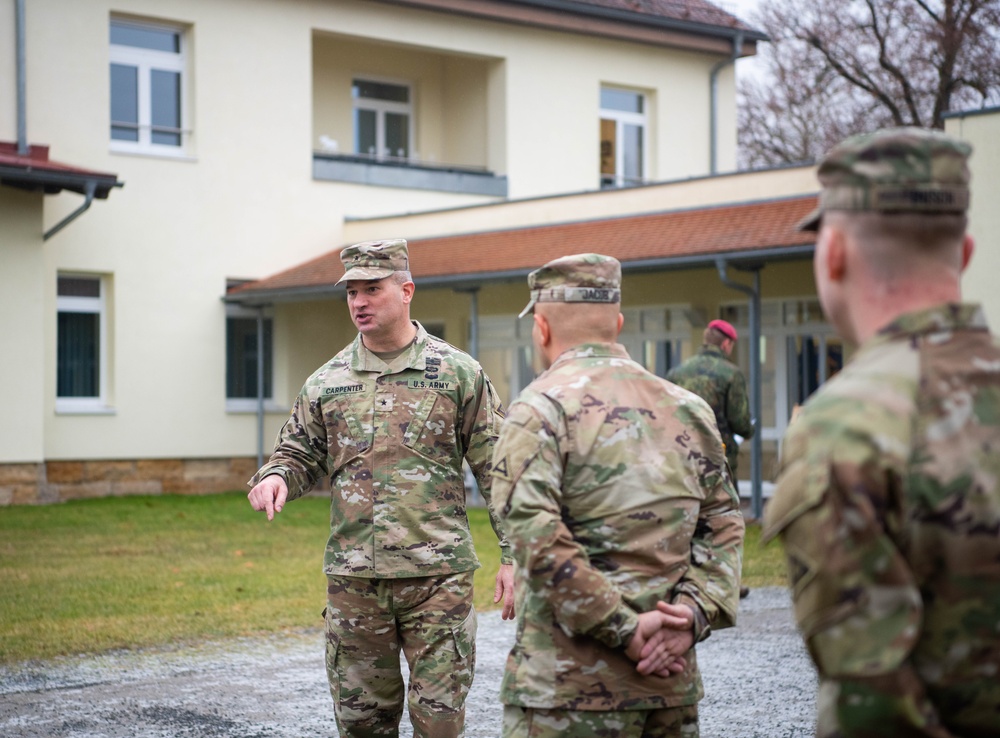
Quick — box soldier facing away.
[666,319,754,477]
[247,239,514,738]
[763,128,1000,737]
[491,253,745,738]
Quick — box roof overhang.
[373,0,768,56]
[0,165,123,198]
[225,245,815,307]
[224,195,818,307]
[0,143,123,199]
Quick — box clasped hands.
[624,602,696,678]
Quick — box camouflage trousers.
[501,704,699,738]
[324,571,477,738]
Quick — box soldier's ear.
[615,312,624,337]
[533,313,551,347]
[823,227,847,283]
[960,234,974,273]
[400,280,415,304]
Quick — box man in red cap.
[666,319,754,479]
[668,320,754,598]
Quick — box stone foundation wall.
[0,457,261,505]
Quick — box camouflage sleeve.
[463,370,513,566]
[726,369,754,439]
[671,405,745,640]
[764,416,942,736]
[247,387,329,501]
[491,400,640,649]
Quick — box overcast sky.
[722,0,761,24]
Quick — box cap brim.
[796,207,822,232]
[517,297,536,319]
[336,266,395,285]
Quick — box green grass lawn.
[0,493,785,664]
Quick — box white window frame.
[225,305,282,414]
[600,85,648,189]
[56,274,113,415]
[619,304,695,378]
[478,315,535,407]
[109,18,189,157]
[722,297,838,443]
[352,76,415,162]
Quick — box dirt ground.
[0,587,816,737]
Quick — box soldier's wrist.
[673,594,711,643]
[590,605,639,649]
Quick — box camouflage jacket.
[491,343,744,710]
[249,322,512,578]
[763,304,1000,737]
[666,345,753,470]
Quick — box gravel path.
[0,587,816,737]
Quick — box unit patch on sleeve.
[492,455,510,480]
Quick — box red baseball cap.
[708,319,737,341]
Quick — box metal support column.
[457,287,481,360]
[256,307,266,469]
[716,259,764,520]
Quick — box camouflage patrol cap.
[798,126,972,231]
[336,239,409,284]
[518,253,621,319]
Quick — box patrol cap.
[708,319,737,341]
[336,239,409,285]
[518,253,621,319]
[798,126,972,232]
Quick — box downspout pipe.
[256,307,265,469]
[715,257,764,520]
[43,179,97,240]
[16,0,28,155]
[709,31,743,175]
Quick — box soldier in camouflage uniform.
[247,239,514,738]
[666,319,753,476]
[491,253,745,738]
[763,128,1000,737]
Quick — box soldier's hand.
[495,563,516,620]
[627,605,695,676]
[248,475,288,521]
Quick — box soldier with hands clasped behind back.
[491,253,745,738]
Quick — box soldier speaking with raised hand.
[247,239,514,738]
[491,253,745,738]
[764,128,1000,737]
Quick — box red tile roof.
[570,0,752,29]
[0,142,122,197]
[228,194,818,302]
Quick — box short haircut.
[703,326,730,347]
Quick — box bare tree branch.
[738,0,1000,168]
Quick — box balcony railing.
[313,151,507,197]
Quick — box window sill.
[110,143,196,162]
[313,153,507,197]
[55,400,116,415]
[226,399,288,414]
